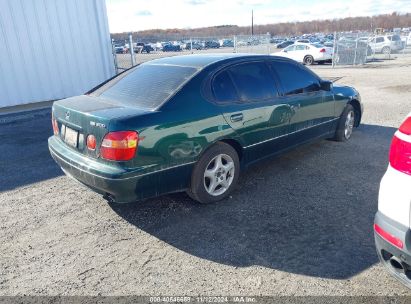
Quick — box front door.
[268,60,335,144]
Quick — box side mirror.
[320,80,333,91]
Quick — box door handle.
[230,113,243,122]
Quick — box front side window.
[270,61,321,95]
[227,62,277,102]
[376,37,384,43]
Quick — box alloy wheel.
[203,154,235,196]
[344,110,355,139]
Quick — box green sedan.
[48,54,363,204]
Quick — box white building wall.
[0,0,115,108]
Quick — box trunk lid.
[52,95,150,158]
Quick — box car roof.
[142,53,270,69]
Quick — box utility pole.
[251,10,254,36]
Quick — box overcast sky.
[106,0,411,33]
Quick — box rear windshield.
[97,64,199,110]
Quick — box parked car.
[273,43,333,65]
[222,39,234,47]
[276,40,294,49]
[375,114,411,288]
[323,40,334,47]
[247,39,261,46]
[204,40,220,49]
[295,39,310,44]
[114,45,127,54]
[368,35,403,54]
[185,42,203,50]
[270,38,284,44]
[162,44,181,52]
[49,54,362,204]
[134,43,154,53]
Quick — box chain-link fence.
[111,34,273,73]
[111,32,411,72]
[333,31,410,66]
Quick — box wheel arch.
[348,99,362,127]
[196,138,244,164]
[218,138,243,161]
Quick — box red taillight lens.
[399,117,411,135]
[52,117,59,136]
[374,224,404,249]
[100,131,138,161]
[320,48,326,53]
[87,135,96,150]
[389,135,411,175]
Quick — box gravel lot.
[1,54,411,297]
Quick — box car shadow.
[110,124,397,279]
[0,111,63,192]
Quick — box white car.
[272,43,333,65]
[368,35,404,54]
[375,114,411,288]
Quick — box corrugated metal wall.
[0,0,115,108]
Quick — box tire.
[333,104,356,142]
[304,55,314,65]
[382,46,391,55]
[187,142,240,204]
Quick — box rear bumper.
[48,136,193,203]
[374,211,411,287]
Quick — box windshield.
[96,64,199,110]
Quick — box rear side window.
[212,71,239,102]
[376,37,384,43]
[270,61,320,95]
[97,64,198,109]
[227,62,277,102]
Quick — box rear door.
[268,60,335,141]
[212,61,292,161]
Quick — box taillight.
[399,117,411,135]
[389,116,411,175]
[389,135,411,175]
[374,223,403,249]
[100,131,138,161]
[87,135,96,150]
[52,115,59,136]
[320,48,326,53]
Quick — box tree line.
[111,12,411,42]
